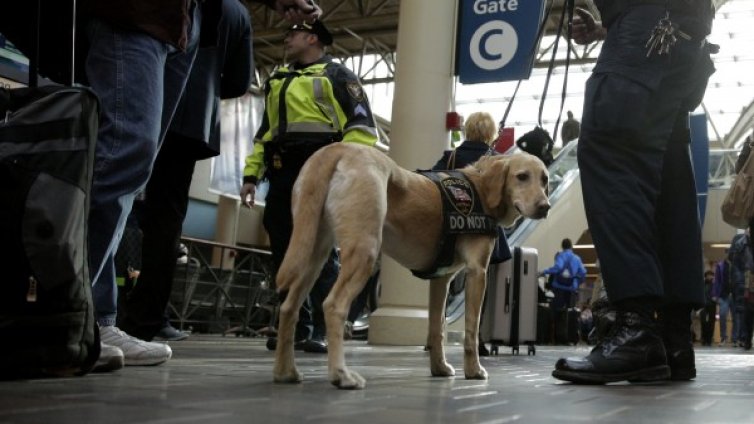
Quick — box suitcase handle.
[504,276,511,313]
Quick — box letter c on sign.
[469,20,518,71]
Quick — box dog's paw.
[465,366,488,380]
[431,361,456,377]
[273,368,303,384]
[331,368,366,390]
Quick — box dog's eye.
[516,172,529,182]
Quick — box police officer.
[240,20,379,353]
[552,1,716,384]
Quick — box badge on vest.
[431,172,496,235]
[441,177,474,216]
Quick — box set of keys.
[645,11,691,57]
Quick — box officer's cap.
[288,20,333,46]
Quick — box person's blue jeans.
[718,294,732,342]
[86,10,200,327]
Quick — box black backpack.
[0,86,100,378]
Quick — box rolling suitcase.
[0,1,100,378]
[480,246,538,355]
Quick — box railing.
[169,237,277,336]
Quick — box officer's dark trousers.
[119,132,197,340]
[577,5,713,306]
[263,161,338,341]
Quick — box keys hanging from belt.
[645,11,691,57]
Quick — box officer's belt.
[410,170,497,280]
[601,0,713,40]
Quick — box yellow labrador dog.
[273,143,549,389]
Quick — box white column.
[368,0,457,345]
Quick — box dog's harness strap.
[410,171,497,279]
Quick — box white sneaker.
[99,326,172,366]
[93,343,125,372]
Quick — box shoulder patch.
[346,81,364,102]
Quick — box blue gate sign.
[456,0,545,84]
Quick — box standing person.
[117,0,254,343]
[735,134,754,348]
[541,238,587,312]
[240,20,379,354]
[430,111,513,356]
[541,239,587,345]
[713,256,733,345]
[743,254,754,351]
[82,0,203,370]
[699,270,717,346]
[560,111,580,147]
[553,2,716,384]
[728,230,749,346]
[85,0,323,369]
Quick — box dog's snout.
[536,202,550,218]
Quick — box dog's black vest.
[411,171,498,279]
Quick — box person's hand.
[275,0,322,23]
[571,7,606,45]
[240,183,257,208]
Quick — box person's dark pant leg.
[119,133,196,340]
[743,303,754,349]
[733,285,746,343]
[655,117,705,307]
[263,175,313,342]
[552,289,571,312]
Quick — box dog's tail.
[275,146,341,292]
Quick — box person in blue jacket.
[541,238,587,312]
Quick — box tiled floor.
[1,336,754,424]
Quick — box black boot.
[657,305,696,381]
[552,310,670,384]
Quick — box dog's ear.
[480,157,509,213]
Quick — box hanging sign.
[456,0,545,84]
